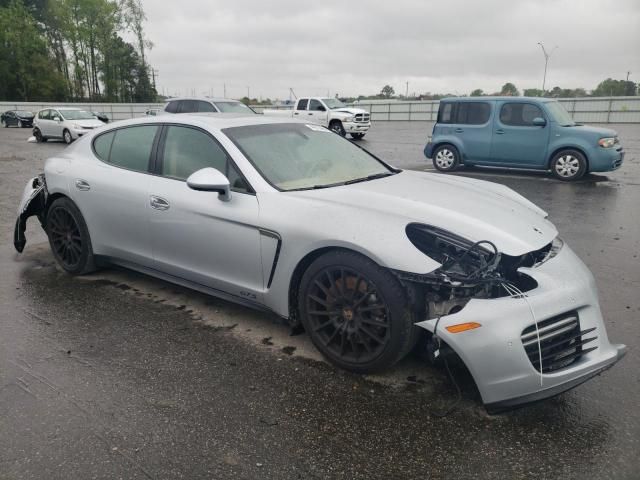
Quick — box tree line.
[0,0,156,102]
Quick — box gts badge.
[240,291,257,300]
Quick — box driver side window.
[309,99,325,111]
[160,126,251,193]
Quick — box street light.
[537,42,558,93]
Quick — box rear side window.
[297,99,308,110]
[93,131,115,161]
[456,102,491,124]
[500,103,543,126]
[165,101,179,113]
[107,126,158,172]
[198,101,217,112]
[438,103,454,123]
[178,100,198,113]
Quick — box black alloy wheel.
[46,198,96,274]
[299,250,416,372]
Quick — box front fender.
[14,175,48,252]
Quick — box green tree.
[524,88,544,97]
[592,78,637,96]
[381,84,395,98]
[500,82,519,96]
[470,89,484,96]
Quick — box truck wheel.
[550,150,587,181]
[298,250,417,373]
[351,133,365,140]
[432,145,460,172]
[329,121,346,137]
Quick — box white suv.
[33,108,105,144]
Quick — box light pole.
[537,42,558,93]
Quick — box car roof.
[106,114,304,131]
[440,96,554,103]
[165,97,242,103]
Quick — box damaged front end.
[396,223,626,411]
[14,174,48,253]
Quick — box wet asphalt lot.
[1,122,639,480]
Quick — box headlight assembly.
[598,137,617,148]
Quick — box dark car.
[91,111,110,123]
[1,110,35,128]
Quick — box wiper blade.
[344,172,395,185]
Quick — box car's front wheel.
[329,121,346,137]
[1,119,6,128]
[298,250,416,373]
[18,120,23,128]
[550,150,587,181]
[46,197,97,275]
[63,129,73,144]
[33,128,47,142]
[351,133,365,140]
[432,145,460,172]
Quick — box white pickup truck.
[263,97,371,139]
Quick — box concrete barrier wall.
[2,97,640,123]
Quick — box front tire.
[1,119,6,128]
[18,120,23,128]
[351,133,365,140]
[63,129,73,144]
[329,121,346,137]
[46,197,97,275]
[34,128,47,143]
[550,150,587,181]
[298,250,416,373]
[432,145,460,172]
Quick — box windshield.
[545,101,575,126]
[59,110,95,120]
[16,110,33,116]
[223,123,394,191]
[321,98,347,110]
[215,102,255,113]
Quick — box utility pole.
[626,71,631,81]
[537,42,558,93]
[223,83,226,98]
[151,69,159,89]
[247,86,250,99]
[406,81,409,99]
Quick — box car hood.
[332,107,368,116]
[289,170,557,256]
[72,119,105,128]
[563,124,617,137]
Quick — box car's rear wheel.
[432,145,460,172]
[329,121,346,137]
[298,250,416,373]
[351,133,365,140]
[33,128,47,142]
[46,197,96,275]
[63,129,73,144]
[550,150,587,181]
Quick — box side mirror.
[53,116,61,122]
[316,105,326,111]
[186,167,231,201]
[532,117,546,127]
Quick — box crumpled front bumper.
[14,175,47,253]
[343,121,370,134]
[415,243,626,412]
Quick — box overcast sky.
[141,0,640,100]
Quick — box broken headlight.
[405,223,500,280]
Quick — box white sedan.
[15,114,625,412]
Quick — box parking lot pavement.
[1,123,639,479]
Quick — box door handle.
[75,179,91,191]
[454,128,464,133]
[495,129,505,135]
[150,195,170,211]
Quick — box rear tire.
[298,250,417,373]
[63,129,73,144]
[34,128,47,143]
[432,145,460,172]
[329,121,346,137]
[550,149,587,181]
[46,197,97,275]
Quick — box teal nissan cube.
[424,97,625,181]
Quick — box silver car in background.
[14,115,625,412]
[33,107,105,144]
[163,97,256,114]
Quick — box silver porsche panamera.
[15,115,625,412]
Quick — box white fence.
[2,96,640,123]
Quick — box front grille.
[521,312,597,373]
[354,113,370,123]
